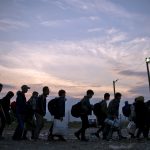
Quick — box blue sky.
[0,0,150,101]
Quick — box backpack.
[48,98,59,116]
[10,101,16,115]
[71,102,82,118]
[93,101,103,117]
[122,104,131,117]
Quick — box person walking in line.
[49,89,67,141]
[0,83,3,93]
[74,90,94,141]
[0,91,14,140]
[25,91,39,139]
[12,85,30,140]
[34,86,50,140]
[134,96,149,139]
[104,92,126,140]
[94,93,110,138]
[27,91,39,113]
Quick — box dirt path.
[0,128,150,150]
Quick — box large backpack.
[10,101,16,115]
[48,98,59,116]
[122,104,131,117]
[71,102,82,118]
[93,101,103,117]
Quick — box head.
[32,91,38,98]
[125,101,128,105]
[0,83,3,93]
[86,89,94,98]
[43,86,50,96]
[21,85,30,93]
[104,93,110,101]
[6,91,14,99]
[135,96,144,103]
[115,92,122,100]
[58,89,66,98]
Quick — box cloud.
[88,28,102,33]
[0,33,150,97]
[0,19,29,31]
[40,19,71,27]
[40,16,100,27]
[128,84,150,100]
[63,0,134,18]
[118,70,147,78]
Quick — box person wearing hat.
[12,85,30,140]
[134,96,149,139]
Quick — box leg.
[74,115,89,141]
[0,113,6,139]
[34,113,44,139]
[80,115,89,140]
[12,114,25,140]
[48,121,54,140]
[103,124,110,140]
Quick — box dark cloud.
[128,84,150,100]
[118,70,147,78]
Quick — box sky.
[0,0,150,102]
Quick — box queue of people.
[0,83,150,142]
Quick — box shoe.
[94,132,100,138]
[47,135,54,141]
[81,138,89,142]
[74,132,80,140]
[12,137,21,141]
[22,136,28,140]
[119,136,127,140]
[59,137,66,142]
[131,135,135,139]
[0,136,5,140]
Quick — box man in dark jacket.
[34,86,50,139]
[74,89,94,141]
[94,93,110,138]
[0,91,14,140]
[12,85,30,140]
[134,96,149,139]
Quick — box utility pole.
[113,79,119,98]
[145,57,150,94]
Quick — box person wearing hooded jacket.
[12,85,30,140]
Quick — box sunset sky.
[0,0,150,101]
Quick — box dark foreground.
[1,128,150,150]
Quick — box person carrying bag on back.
[49,89,67,141]
[74,90,94,141]
[94,93,110,138]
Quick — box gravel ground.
[0,128,150,150]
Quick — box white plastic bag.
[52,119,68,136]
[127,121,136,134]
[104,118,120,128]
